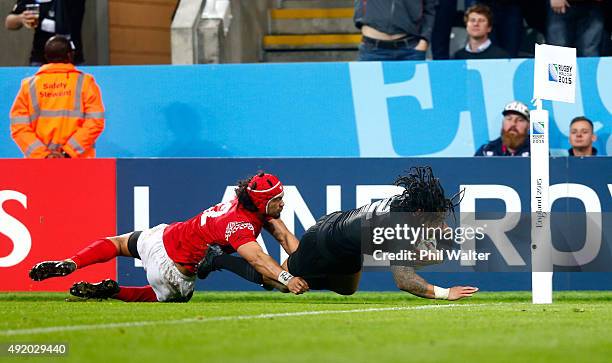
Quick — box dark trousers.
[432,0,457,60]
[547,2,605,57]
[358,42,426,61]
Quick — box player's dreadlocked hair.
[234,173,261,212]
[390,166,462,224]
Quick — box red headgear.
[247,173,284,214]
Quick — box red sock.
[70,238,118,269]
[113,286,158,302]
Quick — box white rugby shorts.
[136,224,196,302]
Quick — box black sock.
[213,254,263,284]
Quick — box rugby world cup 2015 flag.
[534,44,577,103]
[531,44,577,304]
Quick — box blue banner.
[2,58,611,158]
[115,157,612,291]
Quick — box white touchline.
[0,303,489,336]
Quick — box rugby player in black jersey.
[198,167,478,301]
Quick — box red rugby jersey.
[162,198,266,273]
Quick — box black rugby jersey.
[317,196,401,256]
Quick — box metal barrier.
[171,0,268,64]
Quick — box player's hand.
[447,286,478,300]
[21,11,39,29]
[286,277,309,295]
[550,0,570,14]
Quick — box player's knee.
[333,286,357,296]
[106,235,127,254]
[160,291,193,303]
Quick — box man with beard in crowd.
[475,101,530,157]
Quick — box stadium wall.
[1,158,610,292]
[1,58,611,158]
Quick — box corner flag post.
[531,44,577,304]
[530,98,552,304]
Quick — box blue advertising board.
[1,58,611,158]
[115,157,612,291]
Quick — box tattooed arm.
[391,265,480,300]
[390,265,435,299]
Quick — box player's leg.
[196,221,324,290]
[70,232,134,266]
[196,244,271,287]
[285,219,363,295]
[294,251,362,295]
[261,258,360,294]
[69,279,121,299]
[325,251,363,295]
[197,245,237,279]
[29,231,137,281]
[325,271,362,295]
[196,244,360,294]
[66,230,161,301]
[197,247,290,292]
[70,280,160,302]
[118,224,194,302]
[71,225,193,302]
[134,254,194,303]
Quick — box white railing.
[202,0,233,35]
[171,0,205,64]
[172,0,266,64]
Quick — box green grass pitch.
[0,291,611,363]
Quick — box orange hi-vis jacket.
[9,63,105,158]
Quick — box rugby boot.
[29,260,77,281]
[196,244,224,279]
[70,279,120,299]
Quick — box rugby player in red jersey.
[28,172,309,302]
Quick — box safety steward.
[9,35,104,158]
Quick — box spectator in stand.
[547,0,605,57]
[604,1,612,56]
[464,1,547,58]
[5,0,86,66]
[9,35,104,158]
[454,4,510,59]
[354,0,436,61]
[475,101,530,157]
[568,116,598,156]
[487,0,524,58]
[432,0,458,60]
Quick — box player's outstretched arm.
[237,241,309,294]
[390,265,478,300]
[391,265,434,298]
[264,218,300,255]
